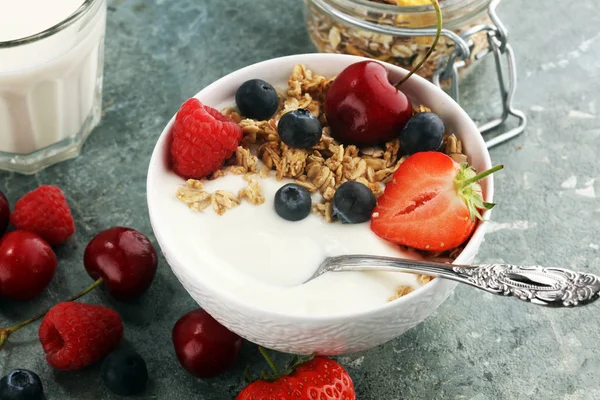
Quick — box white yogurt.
[0,0,106,169]
[158,171,428,317]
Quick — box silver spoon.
[305,255,600,308]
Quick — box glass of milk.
[0,0,107,174]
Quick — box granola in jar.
[304,0,492,82]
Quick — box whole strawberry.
[10,185,75,246]
[237,352,355,400]
[170,98,242,179]
[39,302,123,371]
[371,152,502,252]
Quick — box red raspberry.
[10,185,75,246]
[39,302,124,371]
[170,98,242,179]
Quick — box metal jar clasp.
[432,0,527,148]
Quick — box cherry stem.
[0,278,104,351]
[258,346,280,376]
[460,164,504,188]
[395,0,443,87]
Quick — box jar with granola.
[305,0,492,82]
[304,0,527,149]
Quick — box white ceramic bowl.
[147,54,493,355]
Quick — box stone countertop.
[1,0,599,399]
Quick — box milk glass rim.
[0,0,103,48]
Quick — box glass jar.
[304,0,492,82]
[0,0,107,174]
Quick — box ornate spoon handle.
[313,255,600,307]
[451,264,600,307]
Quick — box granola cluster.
[176,174,265,216]
[388,273,436,301]
[177,64,466,222]
[305,2,490,82]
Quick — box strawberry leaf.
[282,354,315,376]
[244,365,255,384]
[454,164,503,222]
[248,347,316,384]
[483,201,496,210]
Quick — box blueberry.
[235,79,279,120]
[0,369,45,400]
[274,184,312,221]
[399,112,445,155]
[278,108,323,149]
[101,349,148,396]
[333,181,376,224]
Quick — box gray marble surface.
[1,0,599,399]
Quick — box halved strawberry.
[371,152,502,252]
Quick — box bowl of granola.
[147,53,494,355]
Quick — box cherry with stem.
[0,278,104,350]
[324,0,443,145]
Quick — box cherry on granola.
[325,61,412,145]
[278,108,323,149]
[324,0,442,146]
[236,79,279,120]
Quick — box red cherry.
[0,231,57,301]
[172,309,242,378]
[84,227,158,302]
[324,61,413,145]
[0,191,8,237]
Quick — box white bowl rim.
[147,53,493,323]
